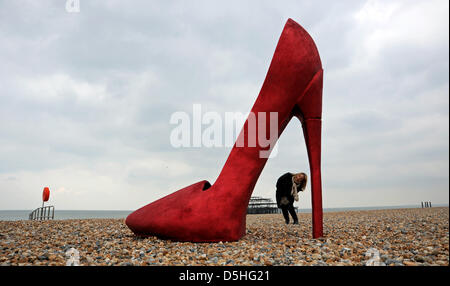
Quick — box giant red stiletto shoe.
[126,18,324,242]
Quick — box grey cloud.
[0,0,448,209]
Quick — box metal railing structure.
[29,206,55,220]
[421,201,432,208]
[247,196,280,214]
[247,196,300,214]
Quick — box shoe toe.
[125,180,210,238]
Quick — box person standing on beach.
[276,172,307,224]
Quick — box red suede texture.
[126,18,324,242]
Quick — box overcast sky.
[0,0,448,210]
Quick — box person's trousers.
[281,204,298,224]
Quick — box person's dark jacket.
[276,172,296,208]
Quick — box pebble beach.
[0,207,448,266]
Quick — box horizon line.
[0,203,448,211]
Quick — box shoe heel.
[295,69,323,238]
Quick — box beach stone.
[119,262,133,266]
[0,208,448,266]
[380,254,389,261]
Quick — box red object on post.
[42,187,50,202]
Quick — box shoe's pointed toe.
[126,180,209,239]
[125,203,158,237]
[126,179,247,242]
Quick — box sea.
[0,204,448,221]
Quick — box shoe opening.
[202,181,212,191]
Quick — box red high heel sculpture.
[126,18,324,241]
